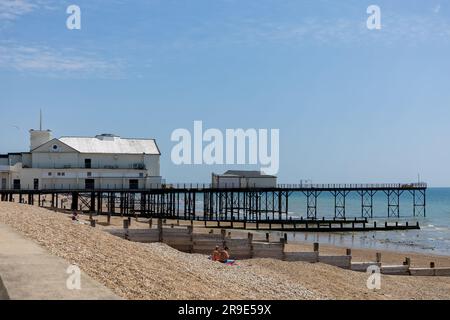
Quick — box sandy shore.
[1,202,449,300]
[88,214,450,268]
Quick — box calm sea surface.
[194,187,450,256]
[281,187,450,256]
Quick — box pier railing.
[0,182,427,191]
[274,183,428,189]
[163,182,428,190]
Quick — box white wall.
[244,177,277,188]
[212,176,241,188]
[32,152,79,169]
[11,168,162,190]
[22,153,32,168]
[32,152,159,173]
[144,155,160,176]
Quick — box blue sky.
[1,0,450,186]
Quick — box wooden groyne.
[107,222,347,266]
[102,219,448,277]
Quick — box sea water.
[282,187,450,256]
[193,187,450,256]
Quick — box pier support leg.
[90,192,96,212]
[332,190,349,219]
[303,191,321,220]
[385,190,403,218]
[71,192,79,211]
[358,190,376,219]
[411,189,426,217]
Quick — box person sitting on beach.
[224,246,230,257]
[218,247,230,263]
[211,246,221,261]
[71,212,79,221]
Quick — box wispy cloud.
[0,0,36,20]
[263,14,450,46]
[0,0,56,27]
[433,4,441,14]
[0,41,124,78]
[173,10,450,49]
[0,1,123,78]
[379,12,450,45]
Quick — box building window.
[85,179,95,190]
[85,159,92,169]
[48,172,52,176]
[87,172,92,177]
[129,179,139,190]
[13,179,21,190]
[62,172,65,177]
[57,172,61,176]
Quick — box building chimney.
[30,129,52,151]
[29,110,52,151]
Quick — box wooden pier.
[199,219,420,232]
[0,183,426,232]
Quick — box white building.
[212,170,277,188]
[0,128,162,190]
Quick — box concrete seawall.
[0,224,121,300]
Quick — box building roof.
[58,135,160,155]
[219,170,277,178]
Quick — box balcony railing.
[29,164,147,170]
